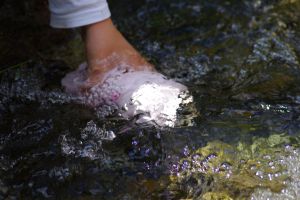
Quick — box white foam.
[61,63,193,127]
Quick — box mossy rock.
[169,134,292,199]
[202,192,233,200]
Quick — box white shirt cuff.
[50,1,111,28]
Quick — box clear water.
[1,0,300,199]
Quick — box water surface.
[1,0,300,199]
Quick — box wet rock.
[202,192,233,200]
[168,134,294,199]
[251,146,300,200]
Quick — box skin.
[82,18,154,87]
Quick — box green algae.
[168,134,293,199]
[202,192,233,200]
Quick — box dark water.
[1,0,300,199]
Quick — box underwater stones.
[231,71,296,101]
[231,32,300,100]
[247,34,299,66]
[81,120,116,141]
[0,64,75,109]
[202,192,233,200]
[48,167,71,182]
[251,146,300,200]
[169,134,293,199]
[59,120,114,160]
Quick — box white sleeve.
[48,0,111,28]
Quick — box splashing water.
[61,60,194,127]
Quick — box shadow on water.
[1,0,300,199]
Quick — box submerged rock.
[202,192,233,200]
[251,146,300,200]
[168,134,295,199]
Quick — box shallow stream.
[1,0,300,199]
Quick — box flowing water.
[1,0,300,199]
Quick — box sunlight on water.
[60,120,115,160]
[61,61,195,127]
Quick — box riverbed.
[1,0,300,199]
